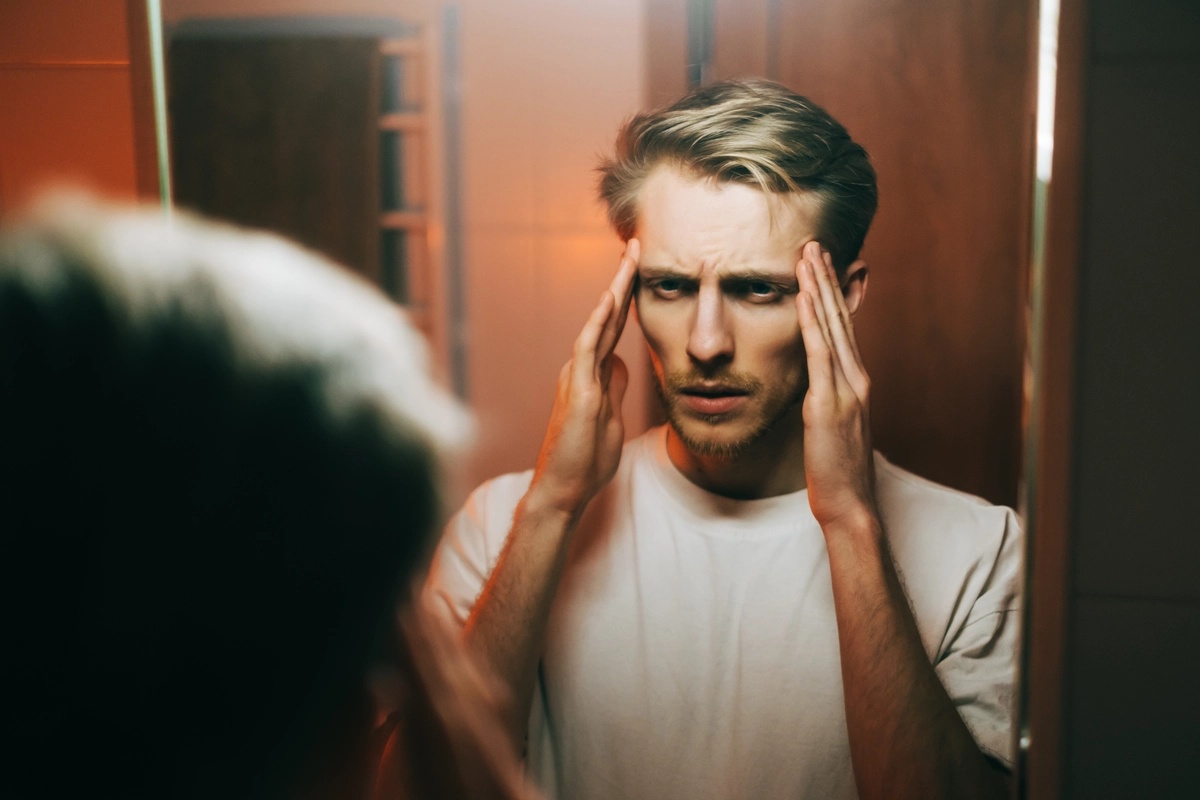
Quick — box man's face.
[634,165,820,457]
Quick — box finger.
[821,250,853,323]
[806,245,860,399]
[572,290,615,388]
[611,237,640,339]
[828,269,865,379]
[816,248,858,350]
[798,246,834,355]
[797,290,836,396]
[809,246,857,376]
[799,244,855,397]
[816,249,869,398]
[596,241,639,361]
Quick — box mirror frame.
[138,1,1075,796]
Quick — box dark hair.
[1,203,461,799]
[598,78,878,272]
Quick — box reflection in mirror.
[160,8,442,350]
[150,1,1050,797]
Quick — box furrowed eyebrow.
[637,266,796,287]
[633,267,801,296]
[637,266,694,281]
[721,271,800,292]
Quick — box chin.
[665,384,806,459]
[669,412,772,459]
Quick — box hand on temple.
[795,240,877,530]
[527,239,640,519]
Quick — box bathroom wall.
[0,0,145,212]
[158,0,648,498]
[452,0,649,492]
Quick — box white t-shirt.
[427,426,1022,800]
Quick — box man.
[1,197,534,800]
[415,79,1021,799]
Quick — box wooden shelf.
[377,31,433,337]
[380,112,425,131]
[380,210,427,230]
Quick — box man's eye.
[650,279,685,298]
[742,281,783,302]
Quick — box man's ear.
[841,259,869,316]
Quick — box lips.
[679,385,749,416]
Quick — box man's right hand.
[447,241,641,753]
[526,239,639,520]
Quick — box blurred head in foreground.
[0,197,469,799]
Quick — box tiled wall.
[0,0,140,212]
[456,0,649,493]
[157,0,649,498]
[1063,1,1200,796]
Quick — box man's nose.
[686,286,734,365]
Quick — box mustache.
[662,370,762,394]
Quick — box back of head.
[0,198,469,799]
[598,78,878,272]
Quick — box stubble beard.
[653,369,806,460]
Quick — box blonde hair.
[598,78,877,272]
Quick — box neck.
[665,405,807,499]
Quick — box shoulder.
[875,452,1017,538]
[427,468,536,621]
[456,468,535,533]
[448,427,663,550]
[874,453,1021,594]
[874,455,1023,652]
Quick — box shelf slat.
[381,210,427,229]
[380,112,425,131]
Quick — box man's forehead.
[635,170,820,261]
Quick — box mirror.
[148,0,1058,795]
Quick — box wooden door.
[169,36,381,281]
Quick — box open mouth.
[680,384,747,397]
[678,385,750,415]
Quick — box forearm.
[825,508,1009,800]
[374,607,540,800]
[463,487,579,749]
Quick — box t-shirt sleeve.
[422,471,533,626]
[933,508,1024,768]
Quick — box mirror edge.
[144,0,173,211]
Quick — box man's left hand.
[795,241,877,530]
